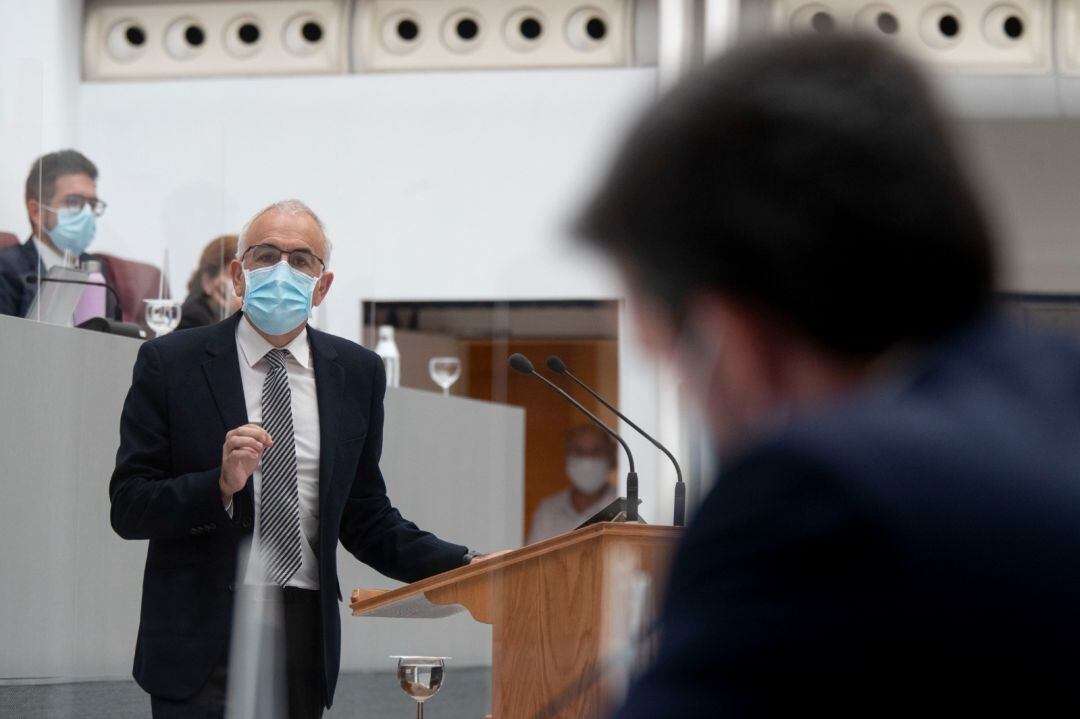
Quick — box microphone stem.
[529,370,635,473]
[562,369,686,526]
[563,369,682,485]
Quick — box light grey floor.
[0,668,492,719]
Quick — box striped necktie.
[258,348,303,586]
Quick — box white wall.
[76,68,657,339]
[958,118,1080,293]
[0,0,83,232]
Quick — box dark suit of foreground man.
[576,36,1080,715]
[111,200,474,718]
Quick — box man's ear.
[26,198,41,233]
[694,294,791,408]
[312,271,334,308]
[229,259,245,300]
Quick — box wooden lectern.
[351,522,681,718]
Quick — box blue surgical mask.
[242,261,319,336]
[47,204,96,256]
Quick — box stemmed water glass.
[394,656,447,718]
[144,298,182,337]
[428,357,462,397]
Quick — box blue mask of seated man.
[47,204,96,257]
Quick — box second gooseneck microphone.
[508,353,639,522]
[547,355,686,527]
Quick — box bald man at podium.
[110,199,480,719]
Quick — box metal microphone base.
[608,510,648,525]
[576,496,646,531]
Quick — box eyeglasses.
[43,194,108,217]
[241,243,325,276]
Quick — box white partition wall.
[0,315,524,681]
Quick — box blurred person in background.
[527,424,617,543]
[179,234,241,329]
[0,149,116,318]
[578,34,1080,715]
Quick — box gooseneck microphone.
[25,274,124,321]
[508,353,639,522]
[547,354,686,527]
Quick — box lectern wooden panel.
[351,522,681,718]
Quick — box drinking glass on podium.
[144,298,182,337]
[393,656,447,718]
[428,357,461,396]
[144,247,181,337]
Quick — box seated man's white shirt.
[527,483,617,544]
[235,317,322,589]
[33,235,66,269]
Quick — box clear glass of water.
[144,299,182,337]
[393,656,447,718]
[428,357,462,397]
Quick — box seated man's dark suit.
[110,311,468,708]
[0,237,118,318]
[614,316,1080,716]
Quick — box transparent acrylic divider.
[0,109,236,719]
[226,540,287,719]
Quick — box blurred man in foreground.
[527,424,617,543]
[110,200,480,718]
[577,35,1080,715]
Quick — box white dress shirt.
[527,483,617,544]
[235,317,322,589]
[32,235,66,269]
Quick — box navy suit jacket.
[110,312,468,706]
[614,316,1080,716]
[0,237,117,318]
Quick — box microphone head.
[545,355,567,374]
[508,353,535,374]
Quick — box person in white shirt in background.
[527,424,618,544]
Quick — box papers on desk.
[26,265,90,326]
[352,591,466,619]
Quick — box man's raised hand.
[219,423,272,502]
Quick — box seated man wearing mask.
[0,149,113,318]
[527,424,617,543]
[110,199,481,719]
